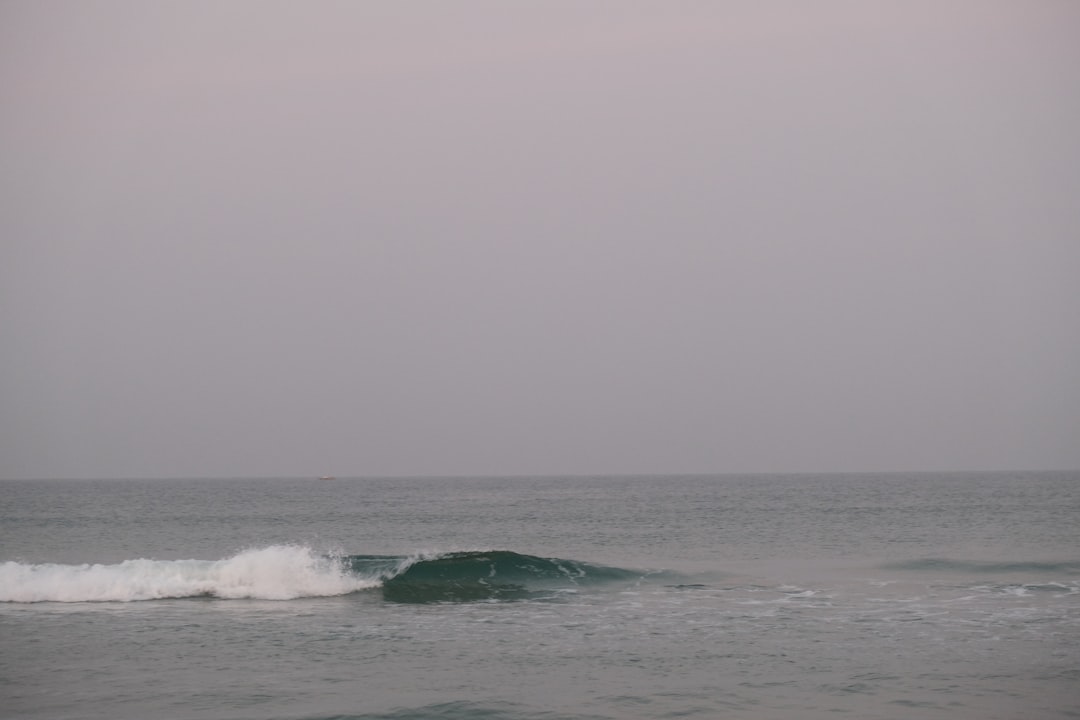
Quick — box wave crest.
[0,545,376,602]
[0,547,643,604]
[369,550,641,604]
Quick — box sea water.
[1,472,1077,719]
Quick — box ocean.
[1,472,1077,719]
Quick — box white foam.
[0,545,379,602]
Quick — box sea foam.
[0,545,377,602]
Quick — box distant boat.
[319,476,336,481]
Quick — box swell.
[366,550,643,604]
[293,701,603,720]
[882,558,1080,575]
[0,547,643,604]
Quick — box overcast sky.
[2,1,1078,479]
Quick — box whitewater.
[0,546,640,603]
[2,472,1078,720]
[0,545,376,602]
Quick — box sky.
[2,1,1078,479]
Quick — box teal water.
[1,473,1078,719]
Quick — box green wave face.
[354,550,642,604]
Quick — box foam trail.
[0,545,377,602]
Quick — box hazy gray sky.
[2,1,1078,479]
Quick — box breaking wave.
[369,549,642,603]
[0,545,375,602]
[0,547,643,604]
